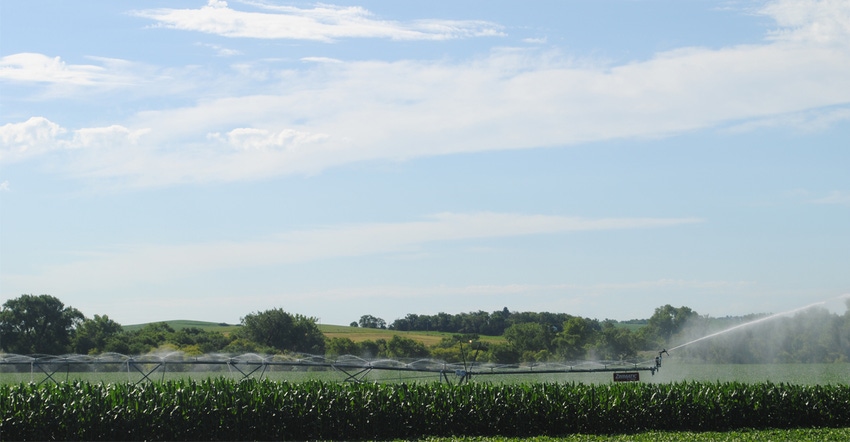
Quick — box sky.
[1,0,848,327]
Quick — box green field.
[319,323,506,345]
[122,319,242,334]
[4,379,849,440]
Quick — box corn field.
[2,379,849,440]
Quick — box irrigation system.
[0,350,667,386]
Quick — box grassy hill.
[122,320,506,346]
[320,324,506,346]
[122,320,242,335]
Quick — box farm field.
[3,379,849,440]
[318,323,506,346]
[647,360,850,385]
[122,319,241,334]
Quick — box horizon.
[119,294,850,329]
[2,0,848,326]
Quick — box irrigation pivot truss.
[0,352,663,385]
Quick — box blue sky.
[1,0,848,326]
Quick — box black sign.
[613,372,640,382]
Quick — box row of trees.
[3,294,849,363]
[387,308,580,336]
[0,295,325,357]
[363,305,699,361]
[0,295,697,362]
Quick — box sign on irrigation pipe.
[613,372,640,382]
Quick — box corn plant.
[2,379,849,440]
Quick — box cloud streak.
[2,212,702,293]
[0,53,110,85]
[3,0,850,188]
[131,0,504,42]
[812,190,850,206]
[0,117,148,163]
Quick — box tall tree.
[358,314,386,329]
[0,294,84,354]
[385,335,429,358]
[643,304,698,345]
[240,308,325,354]
[554,316,600,360]
[73,314,122,354]
[504,322,553,356]
[592,321,637,361]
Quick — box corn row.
[2,379,849,440]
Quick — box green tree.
[358,314,386,329]
[0,294,84,354]
[554,316,600,360]
[326,337,360,356]
[591,321,637,360]
[386,335,429,358]
[486,343,520,364]
[642,304,698,345]
[221,338,275,355]
[428,334,483,363]
[73,314,122,354]
[171,327,233,354]
[240,308,325,354]
[103,322,175,355]
[503,322,553,356]
[358,339,386,358]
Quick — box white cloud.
[196,43,242,57]
[0,53,107,85]
[760,0,850,44]
[0,117,149,163]
[0,53,143,87]
[72,125,150,149]
[812,191,850,206]
[2,212,702,293]
[722,106,850,133]
[208,127,329,151]
[104,37,848,185]
[0,180,9,192]
[522,37,548,44]
[268,279,753,302]
[132,1,504,42]
[300,57,344,64]
[0,117,66,162]
[6,0,850,187]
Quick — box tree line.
[2,294,848,364]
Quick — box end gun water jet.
[667,300,827,352]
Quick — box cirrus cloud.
[131,0,504,42]
[1,212,702,294]
[4,0,850,189]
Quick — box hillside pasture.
[319,323,506,346]
[122,320,241,335]
[121,320,506,347]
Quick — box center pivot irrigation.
[0,349,669,385]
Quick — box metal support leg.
[334,366,372,383]
[33,362,65,386]
[128,361,163,385]
[228,362,266,381]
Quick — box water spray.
[667,299,828,352]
